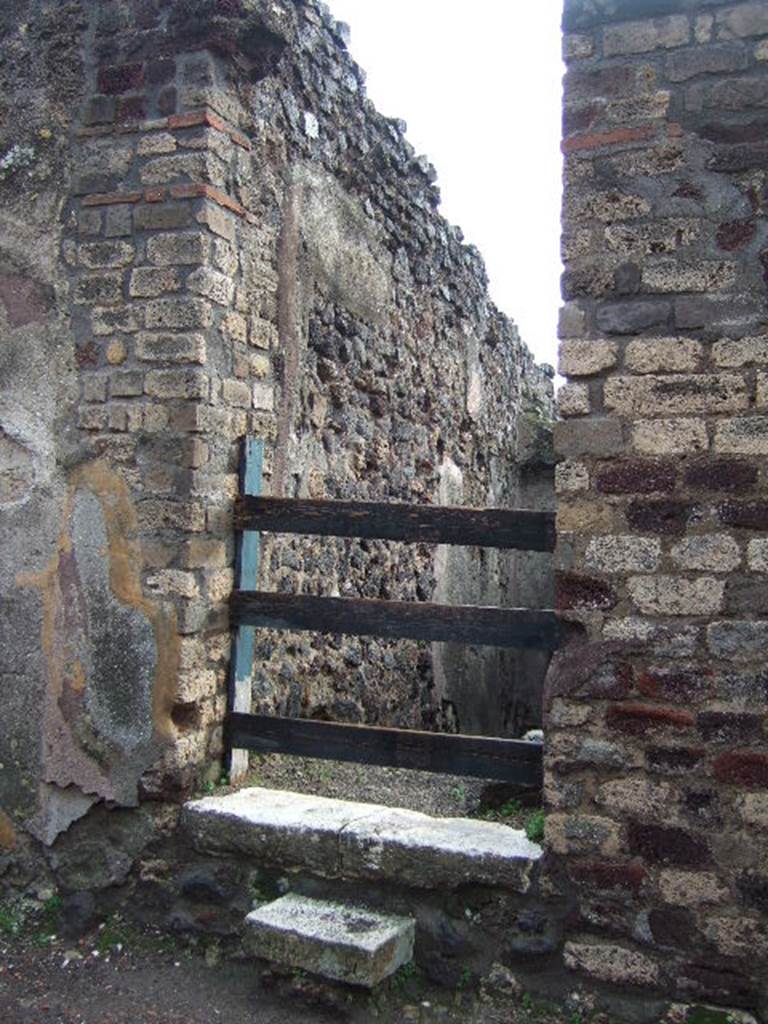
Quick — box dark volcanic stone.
[596,300,670,335]
[627,822,711,868]
[62,891,97,938]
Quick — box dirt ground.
[1,940,314,1024]
[0,915,584,1024]
[0,922,426,1024]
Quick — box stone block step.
[245,893,414,987]
[183,787,542,891]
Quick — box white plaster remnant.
[467,366,483,419]
[303,111,319,139]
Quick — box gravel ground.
[243,752,541,831]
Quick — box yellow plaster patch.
[70,659,86,693]
[0,810,17,851]
[17,460,179,802]
[106,339,126,365]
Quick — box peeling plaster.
[0,396,57,508]
[32,784,98,847]
[19,461,179,843]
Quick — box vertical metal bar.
[226,436,264,782]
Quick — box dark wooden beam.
[226,712,543,785]
[231,591,561,650]
[234,495,555,552]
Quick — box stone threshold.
[182,786,542,892]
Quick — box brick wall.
[70,59,263,801]
[554,1,768,1016]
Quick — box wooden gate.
[225,438,558,788]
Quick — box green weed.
[0,901,25,937]
[390,959,417,991]
[42,894,63,924]
[687,1010,741,1024]
[95,915,132,954]
[451,784,467,805]
[477,797,526,823]
[499,798,523,817]
[0,894,63,944]
[525,809,545,843]
[457,965,472,990]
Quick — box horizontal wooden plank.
[226,712,543,785]
[231,591,561,650]
[234,495,555,552]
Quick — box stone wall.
[7,1,768,1017]
[554,0,768,1017]
[240,8,557,735]
[0,0,553,876]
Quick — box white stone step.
[183,787,542,891]
[245,893,414,987]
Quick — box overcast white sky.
[326,0,564,369]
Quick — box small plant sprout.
[451,784,467,805]
[42,894,63,921]
[457,965,472,989]
[525,809,545,843]
[0,905,20,936]
[391,960,417,991]
[0,898,29,938]
[499,798,522,817]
